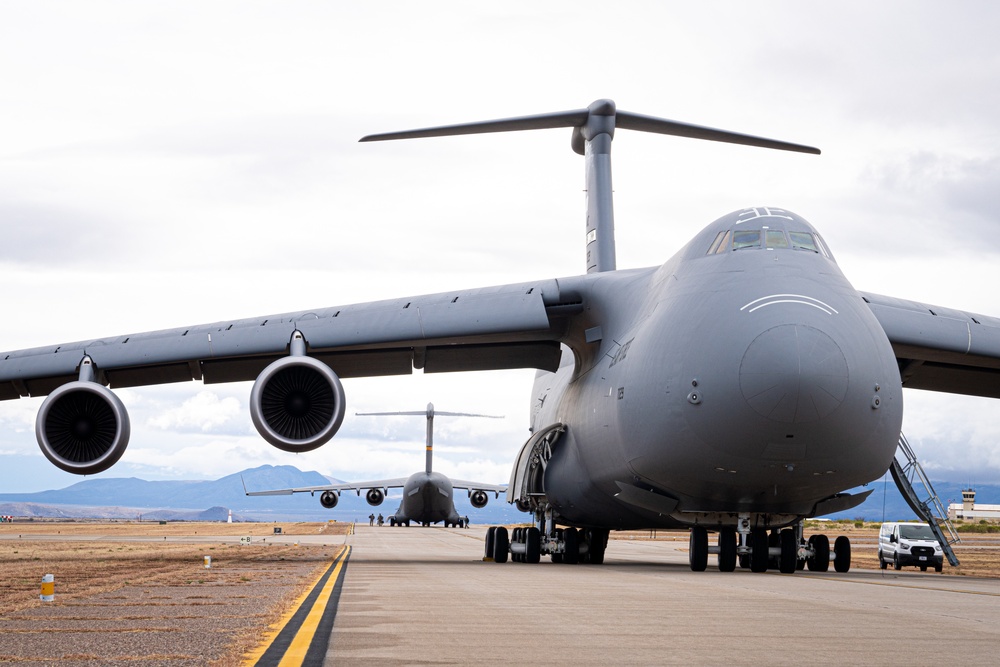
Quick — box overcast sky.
[1,2,999,494]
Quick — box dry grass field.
[0,521,350,665]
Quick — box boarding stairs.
[889,433,961,566]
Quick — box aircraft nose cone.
[739,324,848,423]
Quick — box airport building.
[947,489,1000,521]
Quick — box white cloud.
[145,390,244,433]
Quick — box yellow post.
[40,574,54,601]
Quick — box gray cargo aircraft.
[2,100,999,574]
[244,403,505,527]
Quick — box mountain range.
[0,465,996,525]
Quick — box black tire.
[718,529,737,572]
[779,528,797,574]
[588,529,608,565]
[878,550,887,569]
[893,554,901,571]
[511,528,522,562]
[738,554,750,569]
[493,526,509,564]
[807,534,829,572]
[689,526,709,572]
[920,565,927,572]
[750,528,769,572]
[484,526,496,560]
[833,535,851,573]
[525,527,541,564]
[935,563,943,573]
[563,527,580,564]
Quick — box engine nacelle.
[470,490,489,509]
[366,488,385,506]
[35,381,131,475]
[320,490,339,509]
[250,355,346,453]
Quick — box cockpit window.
[732,230,760,250]
[789,231,819,252]
[707,230,727,255]
[765,230,788,249]
[706,226,835,260]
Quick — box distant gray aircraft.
[3,100,999,574]
[244,403,506,527]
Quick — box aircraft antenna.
[356,403,503,474]
[361,99,819,274]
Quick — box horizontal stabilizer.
[360,99,819,155]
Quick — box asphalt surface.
[328,525,1000,666]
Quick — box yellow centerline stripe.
[242,544,348,666]
[277,545,351,666]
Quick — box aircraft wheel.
[588,529,608,565]
[833,535,851,573]
[563,527,580,564]
[750,528,769,572]
[738,554,750,569]
[716,529,737,572]
[525,527,541,564]
[689,526,709,572]
[493,526,509,564]
[485,526,496,560]
[778,528,797,574]
[807,534,829,572]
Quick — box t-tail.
[361,99,819,274]
[356,403,504,474]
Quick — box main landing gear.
[688,519,851,574]
[483,513,609,565]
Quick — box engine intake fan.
[366,488,385,506]
[470,490,489,508]
[36,381,131,475]
[250,353,346,453]
[320,490,339,509]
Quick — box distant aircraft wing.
[861,291,1000,398]
[0,278,578,399]
[449,479,508,496]
[245,477,410,497]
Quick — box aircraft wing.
[0,278,576,400]
[861,291,1000,398]
[245,478,410,497]
[449,479,508,494]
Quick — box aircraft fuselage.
[393,471,463,526]
[531,208,903,529]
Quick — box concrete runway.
[326,525,999,666]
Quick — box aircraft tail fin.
[361,99,819,274]
[356,402,504,475]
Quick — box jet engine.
[250,349,346,453]
[35,380,131,475]
[366,488,385,506]
[470,490,489,509]
[320,490,339,509]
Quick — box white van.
[878,522,944,572]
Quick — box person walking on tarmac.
[377,513,384,527]
[369,513,375,526]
